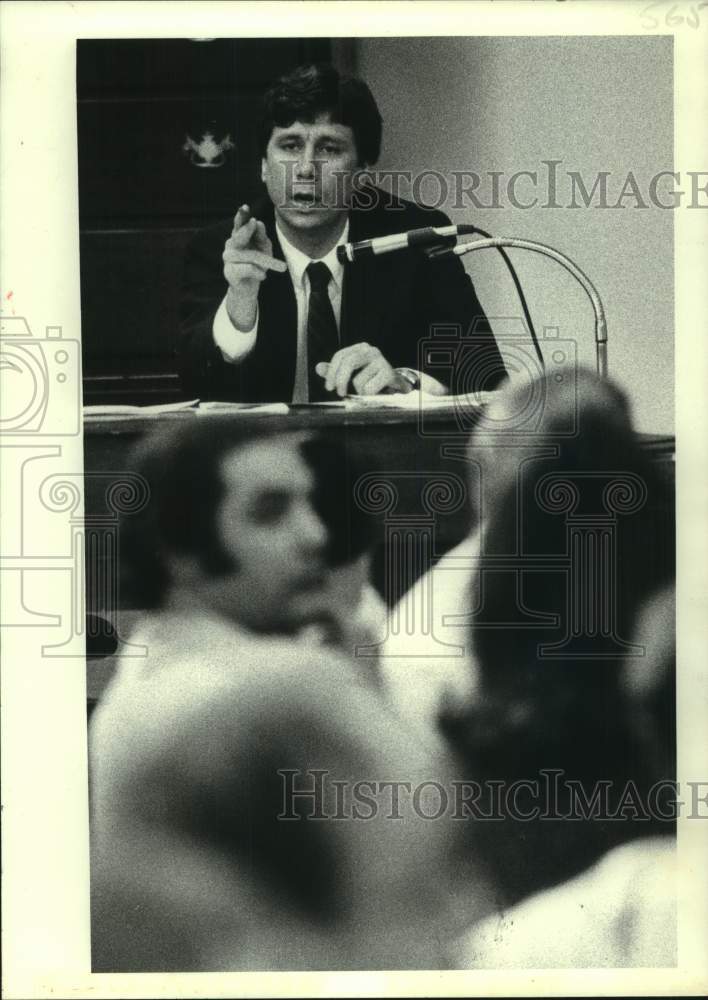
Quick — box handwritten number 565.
[641,1,708,29]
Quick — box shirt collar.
[275,218,349,291]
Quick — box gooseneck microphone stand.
[427,237,608,379]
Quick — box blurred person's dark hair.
[440,369,675,904]
[300,433,378,569]
[471,370,672,683]
[260,63,383,166]
[119,419,294,608]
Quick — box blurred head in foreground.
[119,418,382,661]
[621,582,676,785]
[91,649,484,970]
[93,419,477,969]
[440,368,675,901]
[120,418,366,636]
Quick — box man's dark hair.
[260,62,383,166]
[120,419,287,609]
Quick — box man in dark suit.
[179,63,506,403]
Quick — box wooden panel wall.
[78,37,334,402]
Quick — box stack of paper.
[83,392,496,418]
[83,399,200,416]
[344,390,495,410]
[196,401,289,415]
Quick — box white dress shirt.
[213,220,348,403]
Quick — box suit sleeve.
[412,207,507,393]
[177,225,237,401]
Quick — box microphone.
[336,224,478,264]
[426,235,609,379]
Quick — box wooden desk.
[83,406,675,624]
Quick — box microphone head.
[336,245,349,265]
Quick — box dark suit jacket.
[178,187,506,402]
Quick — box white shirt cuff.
[212,296,258,363]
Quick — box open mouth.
[291,191,322,207]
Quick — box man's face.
[261,112,358,239]
[201,437,330,634]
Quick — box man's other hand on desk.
[222,204,287,332]
[315,346,447,398]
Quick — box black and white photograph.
[1,2,707,996]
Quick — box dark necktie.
[306,261,339,402]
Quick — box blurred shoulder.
[454,835,677,968]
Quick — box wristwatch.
[394,367,421,392]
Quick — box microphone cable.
[453,224,545,371]
[338,216,545,371]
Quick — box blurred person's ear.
[163,551,205,593]
[621,584,676,784]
